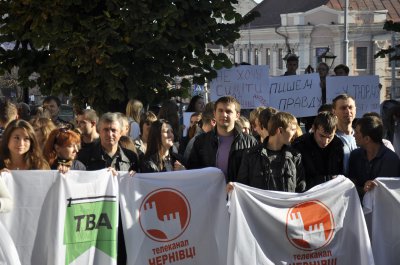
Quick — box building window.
[240,49,243,63]
[247,49,251,63]
[316,47,328,64]
[266,48,271,66]
[356,47,368,69]
[254,49,259,65]
[278,48,283,69]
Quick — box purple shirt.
[216,135,234,178]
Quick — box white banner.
[210,65,269,109]
[268,73,322,117]
[0,170,118,265]
[326,76,380,117]
[363,178,400,265]
[0,220,21,265]
[31,169,118,265]
[119,168,229,265]
[0,170,58,265]
[228,176,374,265]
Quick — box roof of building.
[249,0,400,28]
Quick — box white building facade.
[226,5,400,100]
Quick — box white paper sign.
[182,112,194,137]
[326,76,380,117]
[210,65,269,109]
[268,73,322,117]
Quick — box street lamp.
[319,47,337,69]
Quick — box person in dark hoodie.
[292,111,344,189]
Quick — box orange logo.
[286,200,335,251]
[139,188,191,242]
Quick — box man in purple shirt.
[187,96,257,182]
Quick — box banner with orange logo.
[228,176,375,265]
[363,177,400,265]
[119,168,229,265]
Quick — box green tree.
[0,0,256,111]
[375,21,400,62]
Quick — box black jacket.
[237,139,306,192]
[140,152,183,173]
[292,133,344,189]
[187,127,257,182]
[77,140,138,171]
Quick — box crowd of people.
[0,60,400,263]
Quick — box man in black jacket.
[77,112,138,171]
[292,111,344,189]
[187,96,257,182]
[233,112,306,192]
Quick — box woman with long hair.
[140,119,185,173]
[0,120,49,170]
[30,117,57,149]
[157,100,181,142]
[135,111,157,158]
[186,95,205,113]
[126,99,143,140]
[43,128,86,172]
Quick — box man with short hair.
[249,106,266,142]
[292,111,344,189]
[116,112,130,136]
[76,109,100,150]
[332,94,358,175]
[257,107,278,142]
[183,107,215,163]
[334,64,350,76]
[77,112,138,171]
[349,115,400,197]
[43,96,70,127]
[187,96,257,182]
[284,54,299,76]
[234,112,306,192]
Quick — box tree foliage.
[374,20,400,62]
[0,0,256,111]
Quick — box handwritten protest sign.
[210,65,269,109]
[268,73,322,117]
[326,76,380,117]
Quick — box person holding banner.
[187,96,257,182]
[349,115,400,198]
[0,120,49,171]
[231,112,306,192]
[283,54,299,76]
[43,128,86,173]
[140,119,185,172]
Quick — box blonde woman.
[126,99,143,140]
[30,117,57,149]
